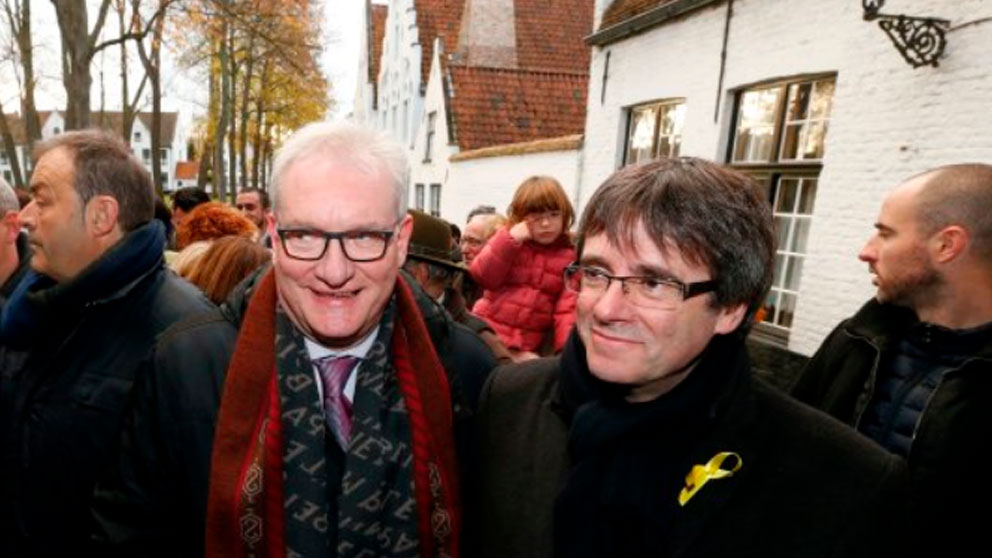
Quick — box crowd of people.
[0,121,989,557]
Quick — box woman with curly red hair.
[174,201,258,250]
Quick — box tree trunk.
[52,0,113,130]
[214,22,230,201]
[238,33,256,191]
[0,97,25,188]
[15,0,41,145]
[225,27,238,202]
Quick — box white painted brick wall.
[579,0,992,355]
[443,149,581,226]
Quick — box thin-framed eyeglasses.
[563,264,717,310]
[277,220,401,262]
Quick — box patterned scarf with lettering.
[206,269,461,558]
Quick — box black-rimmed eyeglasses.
[277,224,398,262]
[563,264,717,310]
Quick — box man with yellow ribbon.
[470,158,909,557]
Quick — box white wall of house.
[579,0,992,354]
[352,3,376,124]
[409,42,458,216]
[445,148,580,227]
[372,0,424,152]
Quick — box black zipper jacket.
[791,298,992,557]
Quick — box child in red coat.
[470,176,577,361]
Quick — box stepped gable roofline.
[369,2,388,107]
[415,0,466,93]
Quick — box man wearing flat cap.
[404,209,511,395]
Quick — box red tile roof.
[415,0,466,91]
[369,3,388,106]
[175,161,199,180]
[514,0,593,73]
[447,65,587,151]
[600,0,678,29]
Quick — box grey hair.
[0,176,17,214]
[269,120,409,219]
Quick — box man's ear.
[86,195,121,237]
[393,213,414,266]
[931,225,968,264]
[714,303,747,335]
[1,211,19,242]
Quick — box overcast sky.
[0,0,362,124]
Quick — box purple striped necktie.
[314,355,360,449]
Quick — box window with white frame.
[429,183,441,217]
[134,131,142,143]
[160,148,169,165]
[142,148,151,164]
[424,112,436,163]
[623,99,686,166]
[414,183,425,210]
[728,75,835,342]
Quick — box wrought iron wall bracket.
[863,0,949,68]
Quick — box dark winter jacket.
[470,227,576,352]
[471,333,909,558]
[791,298,992,558]
[0,222,214,558]
[0,232,32,395]
[91,268,495,557]
[0,231,31,307]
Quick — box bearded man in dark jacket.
[792,163,992,558]
[0,130,213,557]
[471,158,908,558]
[91,121,496,558]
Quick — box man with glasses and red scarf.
[470,158,908,558]
[92,121,494,557]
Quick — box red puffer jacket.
[470,227,577,352]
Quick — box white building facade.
[581,0,992,353]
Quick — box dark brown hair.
[507,176,575,229]
[186,236,270,304]
[33,129,154,231]
[175,201,258,250]
[578,157,774,322]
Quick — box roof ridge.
[448,63,588,77]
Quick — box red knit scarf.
[205,270,461,557]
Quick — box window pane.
[785,82,812,121]
[732,87,780,162]
[780,123,803,161]
[784,255,804,291]
[801,121,827,160]
[626,106,658,164]
[775,178,799,213]
[773,254,786,288]
[790,216,812,253]
[777,293,796,328]
[774,216,790,251]
[811,80,835,119]
[798,179,818,214]
[763,290,779,324]
[656,136,673,159]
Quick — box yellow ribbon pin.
[678,451,742,507]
